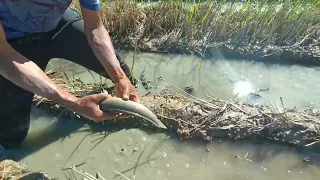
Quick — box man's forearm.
[85,25,128,83]
[0,48,79,108]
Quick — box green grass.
[74,0,320,57]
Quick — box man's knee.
[62,8,82,23]
[0,116,30,149]
[0,77,33,148]
[0,112,30,149]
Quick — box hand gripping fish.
[99,97,167,129]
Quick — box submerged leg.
[0,34,52,148]
[49,8,138,86]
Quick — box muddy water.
[120,52,320,109]
[8,108,320,180]
[5,51,320,179]
[48,51,320,109]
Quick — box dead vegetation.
[0,160,52,180]
[32,71,320,151]
[72,0,320,62]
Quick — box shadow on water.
[4,106,320,180]
[6,107,168,163]
[5,110,85,161]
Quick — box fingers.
[92,90,111,102]
[121,84,130,101]
[102,89,109,94]
[115,83,130,101]
[129,93,140,103]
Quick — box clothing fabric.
[0,145,6,161]
[0,0,100,38]
[0,7,137,149]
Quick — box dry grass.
[73,0,319,58]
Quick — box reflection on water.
[233,80,255,98]
[120,51,320,109]
[5,51,320,179]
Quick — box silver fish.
[99,97,167,129]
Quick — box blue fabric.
[0,0,100,39]
[79,0,100,11]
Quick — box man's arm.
[79,0,127,83]
[0,22,121,122]
[0,23,79,109]
[79,1,139,102]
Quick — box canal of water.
[3,50,320,180]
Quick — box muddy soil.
[0,159,52,180]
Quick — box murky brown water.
[5,51,320,179]
[6,107,319,180]
[48,50,320,109]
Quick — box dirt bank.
[0,159,52,180]
[33,72,320,152]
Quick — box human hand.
[71,90,122,122]
[115,77,140,103]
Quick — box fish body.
[99,97,167,129]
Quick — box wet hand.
[115,77,140,103]
[73,90,122,122]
